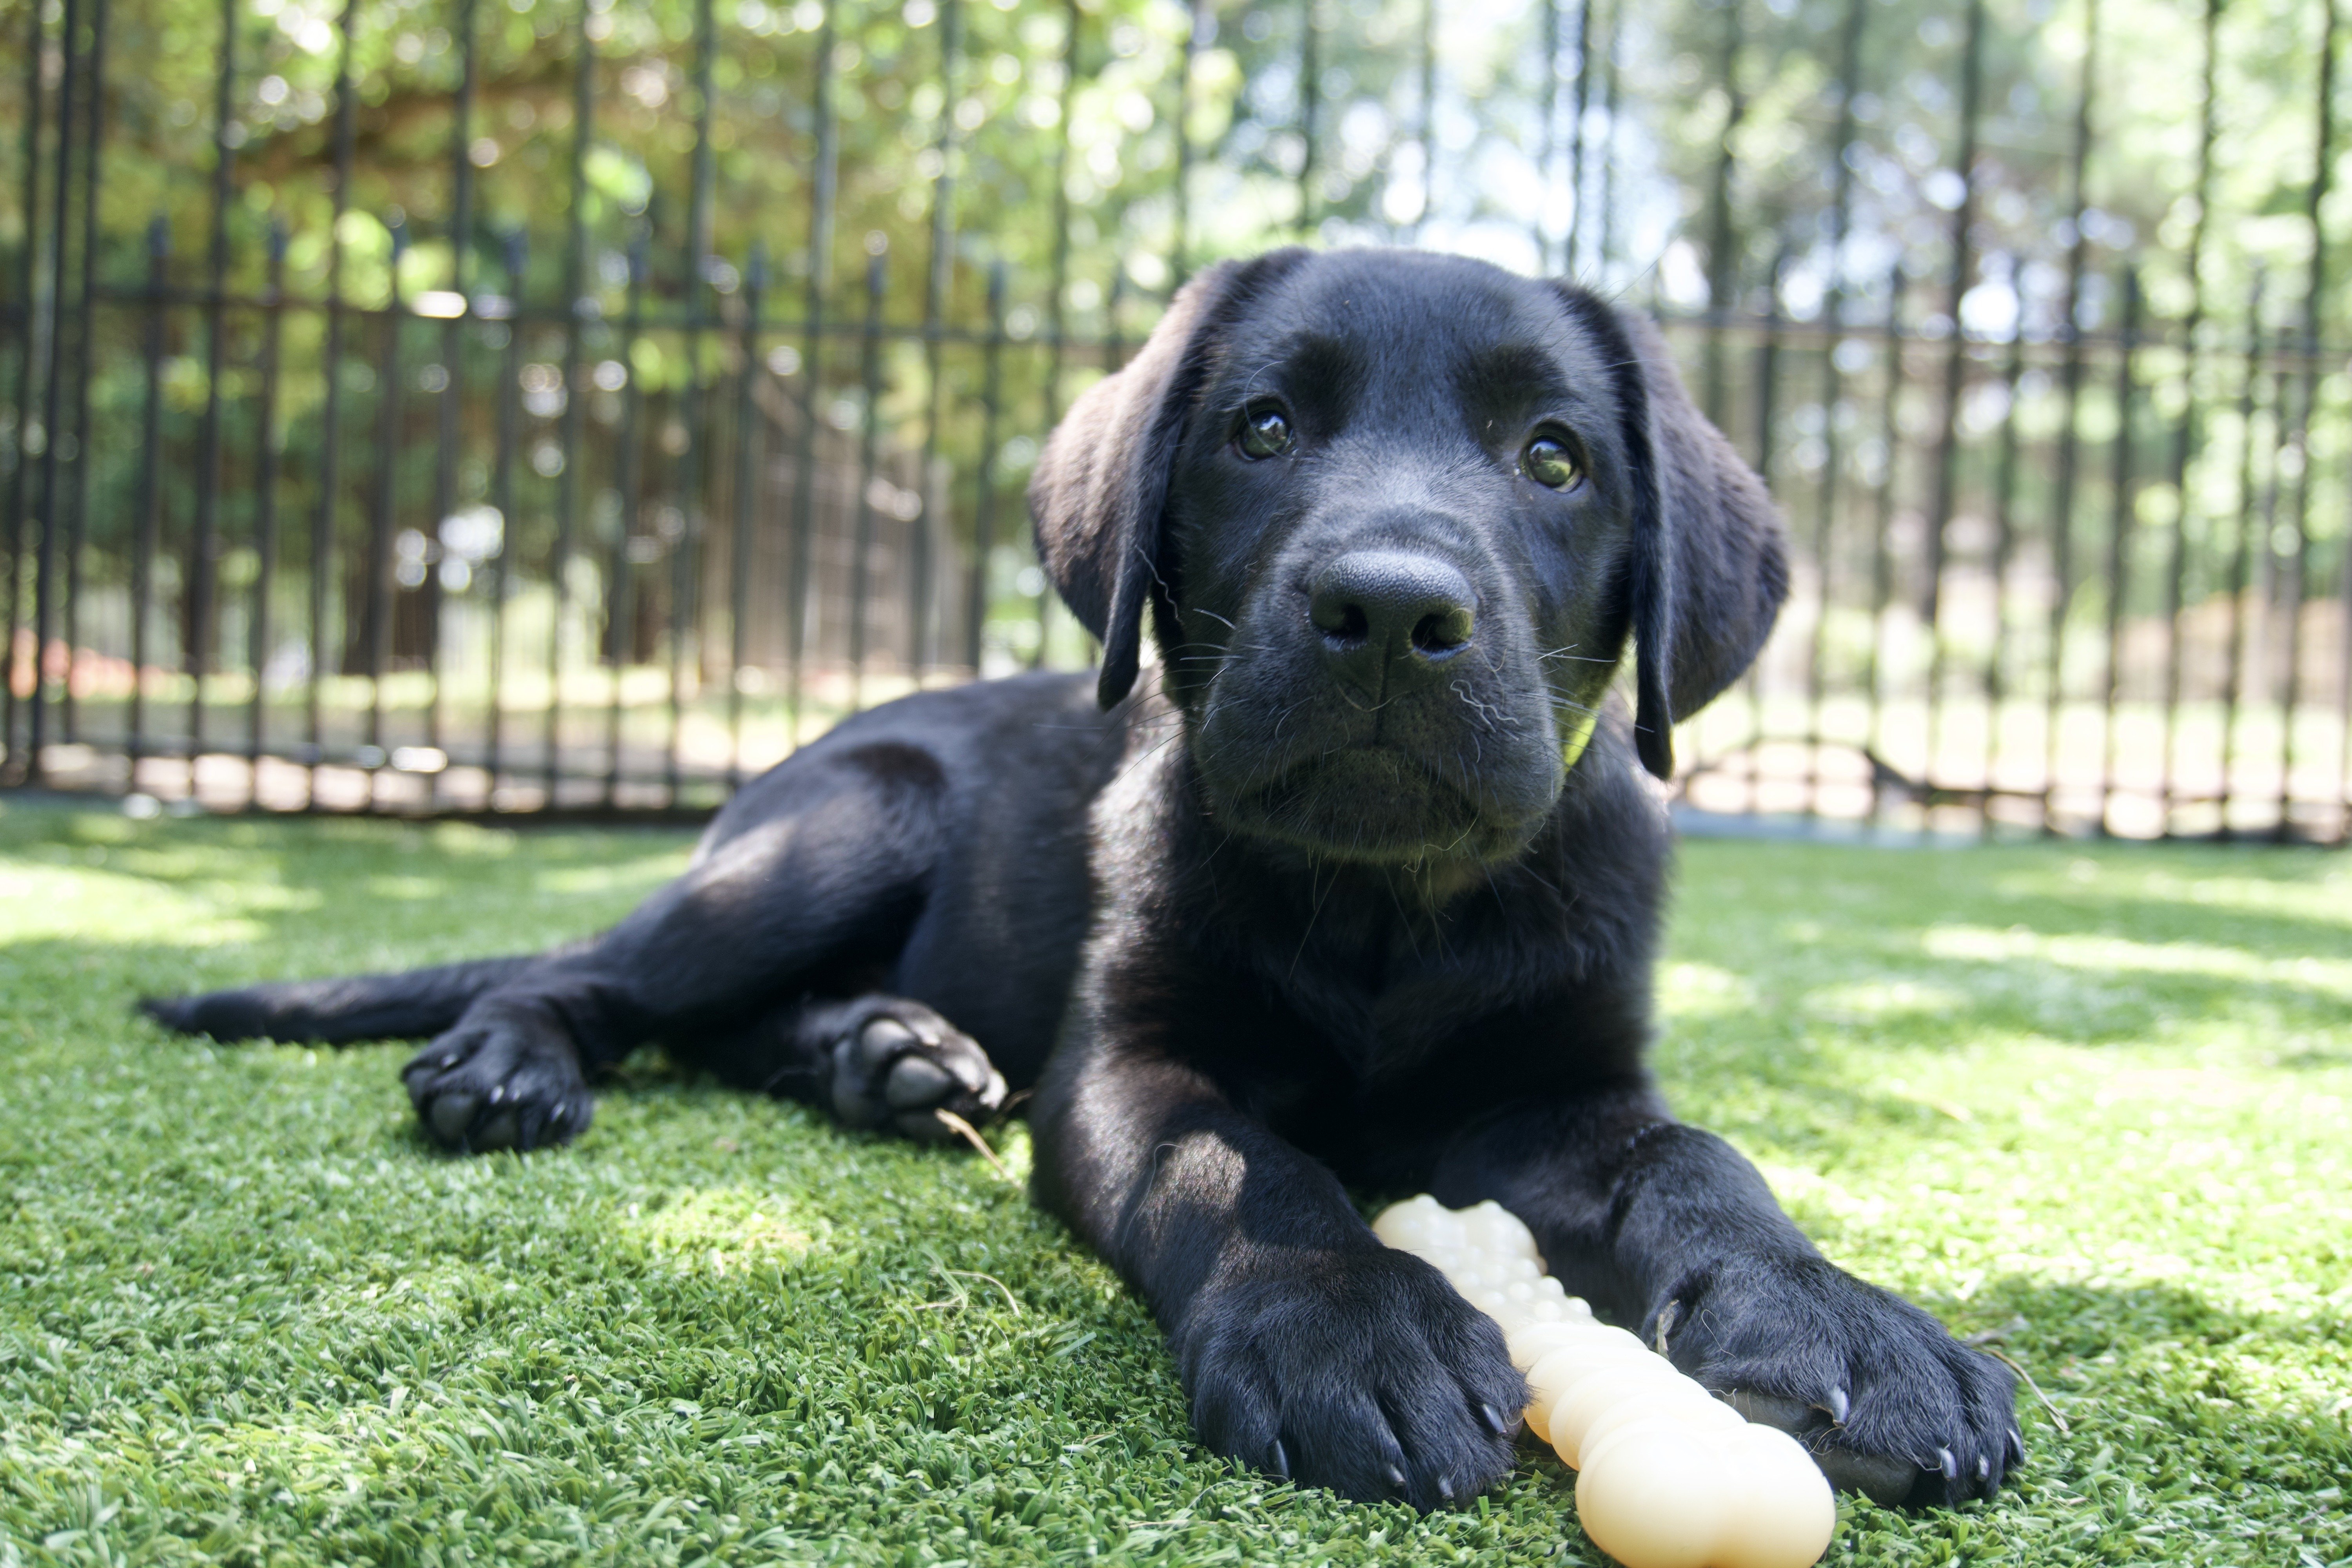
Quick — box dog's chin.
[1207,749,1547,866]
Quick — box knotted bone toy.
[1374,1194,1836,1568]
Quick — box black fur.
[148,249,2016,1514]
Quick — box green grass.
[1,802,2346,1567]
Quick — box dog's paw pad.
[826,1004,1005,1140]
[1184,1252,1524,1511]
[401,1008,592,1153]
[1658,1258,2021,1506]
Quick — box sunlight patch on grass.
[0,862,281,946]
[1924,924,2352,998]
[1656,960,1756,1018]
[1804,978,1975,1023]
[616,1187,819,1272]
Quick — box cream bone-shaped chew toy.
[1374,1195,1837,1568]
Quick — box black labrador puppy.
[150,247,2018,1514]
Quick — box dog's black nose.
[1308,551,1477,687]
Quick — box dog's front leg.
[1032,1041,1523,1509]
[1429,1091,2020,1506]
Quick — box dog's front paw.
[1177,1250,1524,1510]
[821,998,1006,1142]
[1648,1254,2021,1507]
[400,1000,592,1152]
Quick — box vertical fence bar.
[1537,0,1559,271]
[2041,0,2097,832]
[127,219,167,786]
[1802,0,1866,818]
[849,247,885,711]
[41,0,85,754]
[726,243,764,786]
[1034,0,1080,664]
[1737,247,1784,812]
[966,260,1005,673]
[2339,455,2352,842]
[424,0,481,784]
[1297,0,1319,238]
[2098,269,2140,834]
[365,220,408,782]
[1699,0,1744,428]
[248,221,287,778]
[61,0,110,749]
[1563,0,1589,274]
[2159,0,2221,833]
[1409,0,1434,243]
[1921,0,1985,811]
[604,231,647,806]
[1862,264,1905,812]
[788,0,837,734]
[486,230,525,798]
[2220,274,2266,832]
[2274,0,2337,839]
[307,0,357,802]
[666,0,720,804]
[1171,0,1195,281]
[546,4,596,805]
[27,0,85,783]
[187,0,239,791]
[1981,314,2028,832]
[0,0,47,773]
[1594,0,1619,276]
[916,0,963,673]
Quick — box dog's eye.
[1236,405,1294,460]
[1522,434,1583,490]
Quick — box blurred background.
[1,0,2347,840]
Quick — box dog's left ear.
[1561,291,1789,779]
[1030,249,1310,708]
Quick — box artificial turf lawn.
[0,802,2345,1568]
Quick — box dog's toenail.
[1437,1474,1454,1502]
[1821,1386,1850,1425]
[1385,1463,1406,1490]
[1976,1454,1990,1482]
[1481,1402,1508,1436]
[1267,1439,1289,1479]
[1937,1446,1959,1480]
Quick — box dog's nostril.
[1313,600,1371,645]
[1411,608,1473,655]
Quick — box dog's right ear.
[1029,249,1309,708]
[1555,289,1788,779]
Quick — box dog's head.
[1030,248,1786,866]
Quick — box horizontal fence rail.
[2,0,2349,841]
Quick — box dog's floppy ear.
[1563,292,1788,779]
[1030,249,1310,708]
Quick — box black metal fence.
[4,0,2350,840]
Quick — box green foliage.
[1,803,2346,1564]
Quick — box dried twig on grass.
[933,1108,1016,1184]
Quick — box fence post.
[0,0,48,779]
[249,220,288,775]
[127,218,168,790]
[727,241,766,787]
[307,0,359,805]
[787,0,838,742]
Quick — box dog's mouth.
[1209,742,1542,864]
